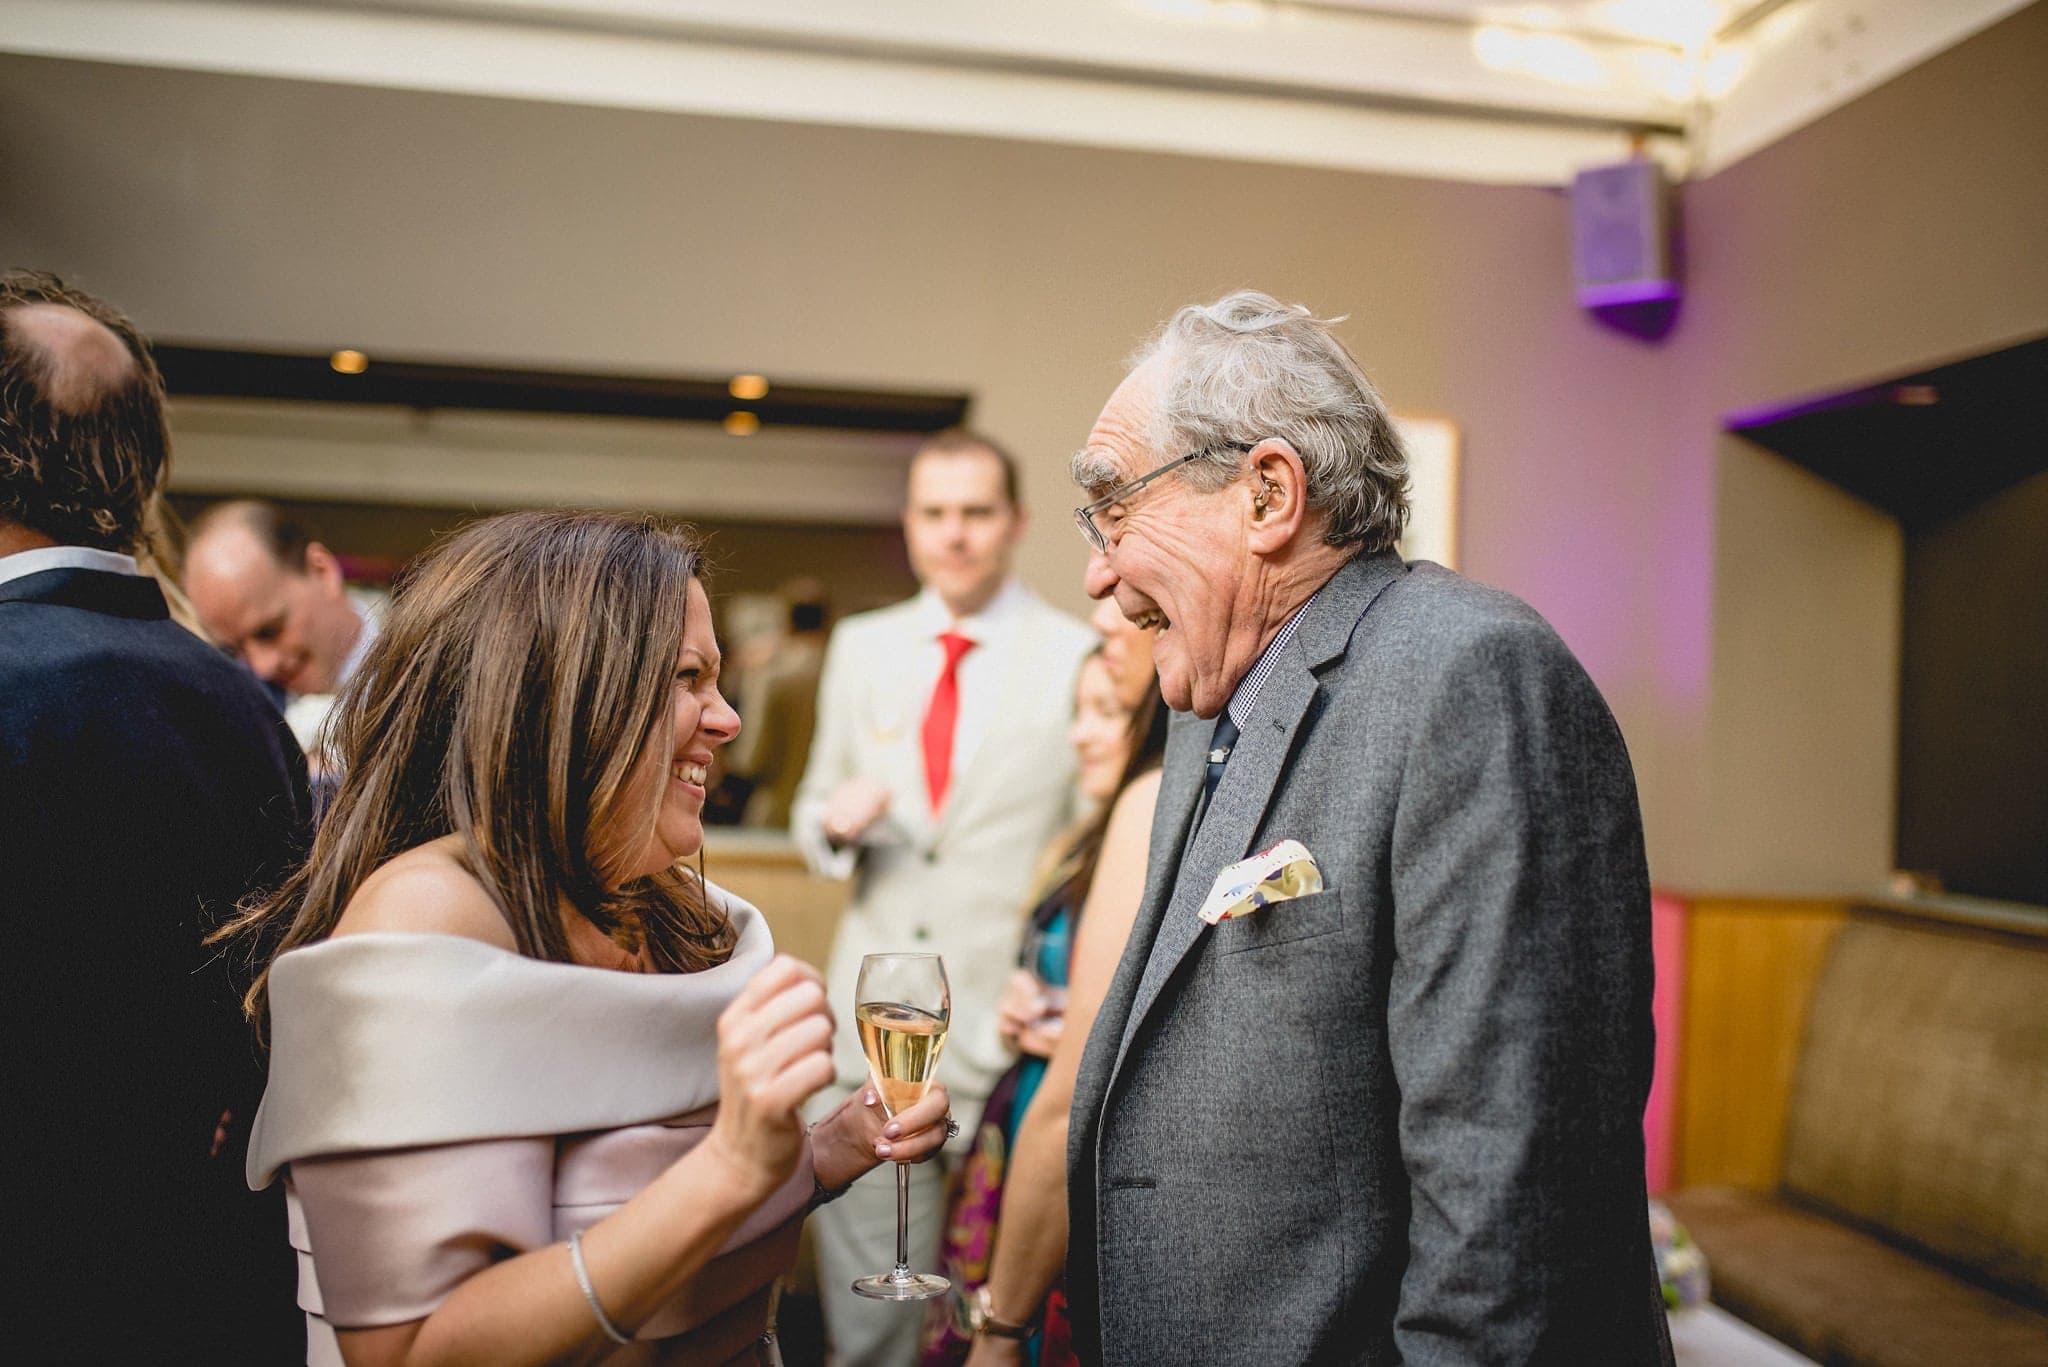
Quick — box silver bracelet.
[568,1229,634,1346]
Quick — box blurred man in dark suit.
[0,270,310,1359]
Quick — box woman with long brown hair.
[925,608,1169,1366]
[232,510,950,1366]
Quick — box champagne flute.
[852,951,951,1301]
[1018,919,1070,1040]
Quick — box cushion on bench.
[1780,915,2048,1307]
[1664,1186,2048,1367]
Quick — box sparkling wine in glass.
[851,952,951,1301]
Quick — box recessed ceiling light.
[729,374,769,401]
[724,411,761,436]
[329,349,369,375]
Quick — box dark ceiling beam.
[152,343,971,434]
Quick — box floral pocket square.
[1198,839,1325,925]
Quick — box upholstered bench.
[1665,911,2048,1366]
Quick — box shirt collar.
[912,577,1025,643]
[336,594,379,689]
[1225,586,1323,732]
[0,544,141,590]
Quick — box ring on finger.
[944,1117,961,1141]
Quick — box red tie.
[922,631,977,812]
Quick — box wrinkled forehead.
[1074,357,1169,494]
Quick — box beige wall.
[1705,443,1903,894]
[3,2,2043,896]
[0,51,1711,875]
[1677,2,2048,893]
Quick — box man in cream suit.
[794,429,1095,1365]
[1064,293,1673,1365]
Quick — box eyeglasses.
[1072,443,1251,553]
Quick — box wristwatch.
[966,1284,1036,1340]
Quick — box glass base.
[851,1270,950,1302]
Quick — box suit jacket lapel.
[849,612,936,845]
[935,602,1051,839]
[1071,712,1203,1145]
[1101,550,1409,1090]
[1110,660,1320,1072]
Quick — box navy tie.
[1202,711,1240,812]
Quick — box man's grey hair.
[1078,290,1409,553]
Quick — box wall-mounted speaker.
[1570,158,1679,310]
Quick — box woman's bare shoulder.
[332,837,517,950]
[1108,768,1165,829]
[1080,769,1165,929]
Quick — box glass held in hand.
[1015,921,1070,1042]
[851,951,951,1302]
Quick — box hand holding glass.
[1017,922,1070,1040]
[852,952,951,1301]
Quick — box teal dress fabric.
[1005,906,1072,1139]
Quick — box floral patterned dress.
[920,897,1077,1367]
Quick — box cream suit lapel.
[932,603,1045,841]
[859,613,938,846]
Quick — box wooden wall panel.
[1674,898,1850,1190]
[702,834,849,972]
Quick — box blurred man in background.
[793,429,1095,1365]
[727,577,832,827]
[0,269,309,1359]
[183,497,379,761]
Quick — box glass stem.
[893,1161,911,1277]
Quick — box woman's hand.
[995,969,1063,1059]
[701,955,838,1201]
[811,1081,954,1192]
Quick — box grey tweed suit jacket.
[1066,551,1675,1366]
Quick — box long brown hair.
[1039,668,1170,921]
[226,510,736,1027]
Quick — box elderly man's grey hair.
[1090,290,1410,553]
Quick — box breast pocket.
[1208,887,1346,956]
[861,689,909,745]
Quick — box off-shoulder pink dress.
[247,890,811,1365]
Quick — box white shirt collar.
[910,577,1026,643]
[0,545,141,590]
[336,593,380,689]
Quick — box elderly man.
[1062,292,1672,1365]
[794,429,1095,1365]
[0,271,310,1357]
[184,498,377,757]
